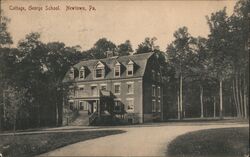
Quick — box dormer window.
[114,61,121,77]
[69,67,74,79]
[79,66,85,79]
[127,60,134,76]
[95,61,105,79]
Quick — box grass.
[167,127,249,157]
[0,130,125,157]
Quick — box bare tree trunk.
[56,103,59,126]
[13,113,17,136]
[200,85,204,118]
[3,91,5,119]
[219,79,223,119]
[233,79,240,117]
[177,94,180,120]
[243,77,248,118]
[180,74,183,119]
[213,96,216,118]
[38,105,41,127]
[239,76,244,118]
[235,75,242,117]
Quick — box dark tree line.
[165,0,249,119]
[0,11,135,130]
[0,0,249,130]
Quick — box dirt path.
[39,123,248,156]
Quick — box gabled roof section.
[115,60,121,66]
[127,59,134,65]
[95,61,105,68]
[63,52,154,82]
[79,66,85,70]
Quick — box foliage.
[166,27,194,76]
[117,40,133,56]
[136,37,159,54]
[0,0,249,130]
[167,127,249,157]
[87,38,117,59]
[0,11,13,47]
[0,130,125,157]
[3,87,28,131]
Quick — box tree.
[4,86,27,132]
[189,37,210,118]
[227,0,249,118]
[88,38,117,59]
[0,12,14,129]
[15,32,48,126]
[117,40,133,56]
[166,27,194,120]
[0,11,13,47]
[136,37,159,54]
[206,8,234,119]
[44,42,83,125]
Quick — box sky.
[2,0,236,51]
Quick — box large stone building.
[62,52,163,125]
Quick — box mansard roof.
[63,52,154,82]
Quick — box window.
[158,87,161,97]
[152,100,156,112]
[127,98,134,112]
[95,68,104,78]
[79,67,85,79]
[69,87,74,96]
[114,100,122,112]
[69,100,74,110]
[127,60,134,76]
[95,61,105,79]
[77,85,85,97]
[127,82,134,94]
[152,85,156,96]
[114,62,121,77]
[157,100,161,112]
[79,87,84,93]
[69,67,74,79]
[91,86,98,96]
[127,65,133,76]
[114,84,121,95]
[79,71,84,79]
[100,84,107,90]
[114,66,120,77]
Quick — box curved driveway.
[40,123,248,156]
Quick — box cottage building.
[62,52,164,125]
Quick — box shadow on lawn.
[0,130,126,157]
[166,127,249,157]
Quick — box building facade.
[62,52,163,125]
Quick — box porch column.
[97,100,101,116]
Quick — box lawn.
[0,130,125,157]
[167,127,249,157]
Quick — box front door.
[87,101,97,114]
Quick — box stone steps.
[70,111,89,126]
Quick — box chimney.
[106,50,114,58]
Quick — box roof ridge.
[75,52,154,66]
